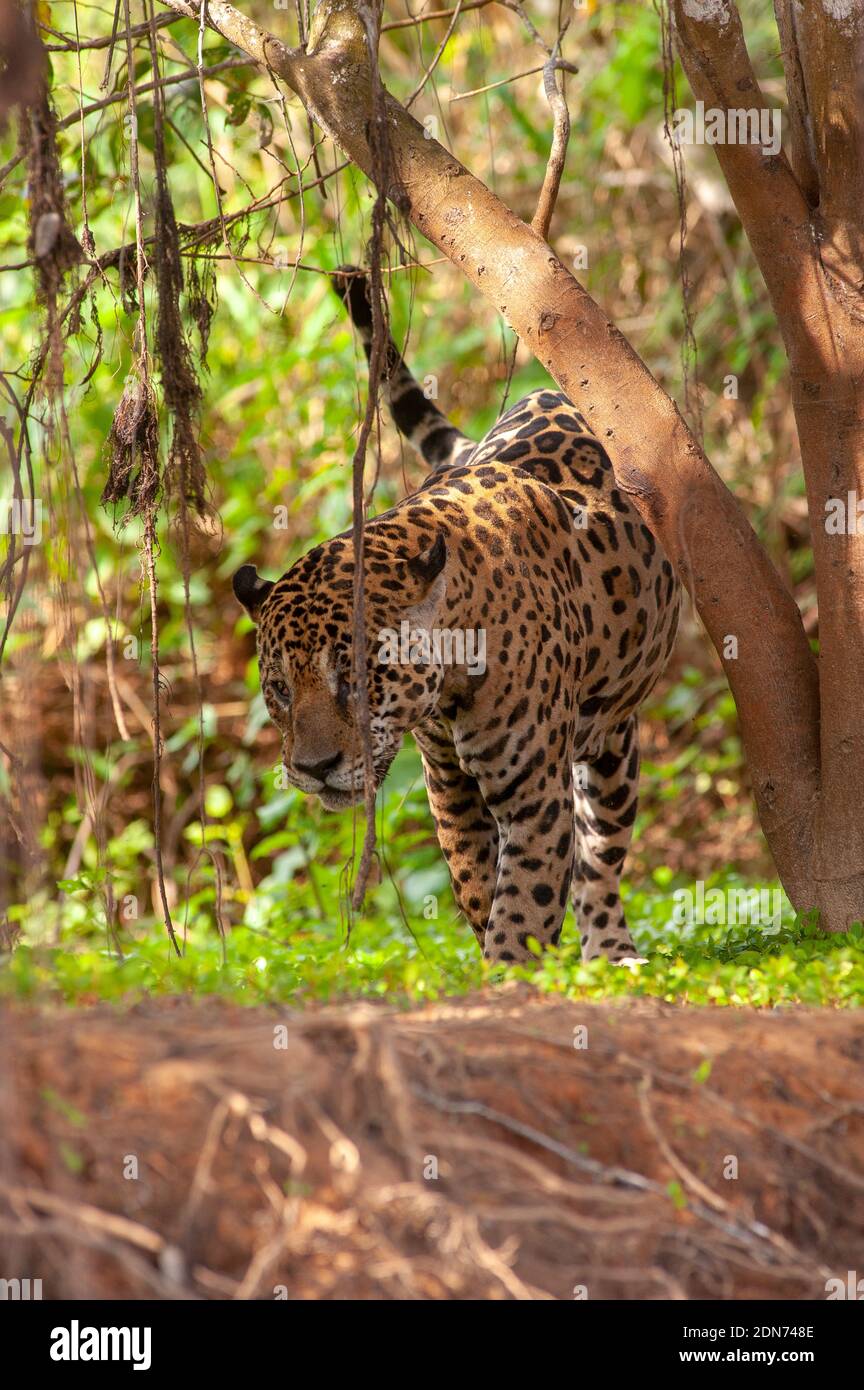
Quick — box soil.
[2,990,863,1300]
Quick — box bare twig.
[407,0,464,107]
[0,57,253,191]
[0,1178,167,1254]
[413,1085,831,1278]
[40,8,180,52]
[531,49,573,240]
[450,58,576,104]
[383,0,493,32]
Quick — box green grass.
[6,712,862,1013]
[4,870,863,1010]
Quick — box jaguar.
[233,268,680,963]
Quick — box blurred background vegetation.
[2,0,855,1007]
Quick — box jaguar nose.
[293,752,342,782]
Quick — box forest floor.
[2,990,862,1300]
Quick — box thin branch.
[41,8,181,50]
[407,0,464,108]
[450,59,576,104]
[4,160,351,276]
[0,56,253,191]
[414,1085,830,1276]
[63,54,254,128]
[382,0,494,32]
[531,50,573,239]
[179,252,448,273]
[500,2,574,241]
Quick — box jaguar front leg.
[476,755,575,964]
[415,725,499,947]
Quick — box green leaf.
[205,784,233,819]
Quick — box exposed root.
[2,993,862,1300]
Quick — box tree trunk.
[161,0,864,929]
[671,0,864,926]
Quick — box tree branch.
[41,10,181,51]
[672,1,864,910]
[773,0,864,232]
[531,52,572,242]
[771,0,820,209]
[669,1,826,374]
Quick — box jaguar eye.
[270,679,291,704]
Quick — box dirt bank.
[1,990,862,1299]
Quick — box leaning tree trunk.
[671,0,864,931]
[161,0,864,931]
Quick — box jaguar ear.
[402,536,447,633]
[233,564,274,623]
[407,534,446,587]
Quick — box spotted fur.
[233,268,680,963]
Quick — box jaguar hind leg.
[572,716,642,963]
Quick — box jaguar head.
[233,532,448,809]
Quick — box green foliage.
[4,864,863,1009]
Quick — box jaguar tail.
[331,265,474,472]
